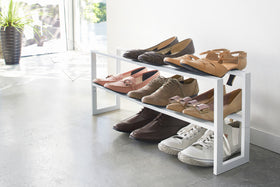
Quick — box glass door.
[75,0,107,51]
[12,0,66,56]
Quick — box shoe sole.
[158,143,181,155]
[112,126,131,133]
[180,63,212,76]
[178,150,241,167]
[129,135,161,143]
[178,152,213,167]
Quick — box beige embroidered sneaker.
[127,75,183,100]
[141,78,199,106]
[178,121,241,167]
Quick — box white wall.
[107,0,280,153]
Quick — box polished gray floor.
[0,53,280,187]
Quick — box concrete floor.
[0,53,280,187]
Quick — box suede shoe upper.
[142,78,199,106]
[127,75,183,100]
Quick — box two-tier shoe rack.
[91,49,251,175]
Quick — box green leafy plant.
[83,2,106,23]
[0,0,33,31]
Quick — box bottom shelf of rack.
[92,83,242,130]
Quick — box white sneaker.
[178,121,241,166]
[158,124,206,155]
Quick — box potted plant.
[0,0,33,65]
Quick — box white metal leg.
[214,73,251,175]
[213,79,224,175]
[91,52,120,115]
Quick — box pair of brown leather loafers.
[123,36,195,66]
[113,107,189,143]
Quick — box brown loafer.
[141,78,199,106]
[123,36,178,60]
[113,107,159,133]
[129,113,189,143]
[127,75,183,100]
[138,38,195,66]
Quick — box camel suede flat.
[182,89,242,121]
[180,49,247,77]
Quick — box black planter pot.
[0,26,22,65]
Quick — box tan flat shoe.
[138,38,195,66]
[164,54,199,68]
[182,89,242,121]
[166,87,226,112]
[180,50,247,77]
[123,36,178,60]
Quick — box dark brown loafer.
[137,38,195,66]
[113,107,159,133]
[123,36,178,60]
[129,113,189,143]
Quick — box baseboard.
[250,127,280,154]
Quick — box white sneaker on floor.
[178,121,241,166]
[158,124,206,155]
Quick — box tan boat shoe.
[141,78,199,106]
[182,89,242,121]
[127,75,183,100]
[180,49,247,77]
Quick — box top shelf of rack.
[91,50,247,82]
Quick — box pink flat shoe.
[104,70,160,93]
[93,67,147,86]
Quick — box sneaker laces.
[175,125,201,139]
[195,130,232,156]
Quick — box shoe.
[180,49,247,77]
[123,36,178,60]
[178,121,241,167]
[138,38,195,66]
[93,67,147,86]
[113,107,160,133]
[166,86,226,112]
[104,70,160,94]
[127,75,184,100]
[158,124,206,155]
[164,48,229,69]
[182,89,242,121]
[129,113,189,143]
[141,78,199,106]
[164,54,199,68]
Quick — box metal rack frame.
[91,49,251,175]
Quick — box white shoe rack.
[91,49,251,175]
